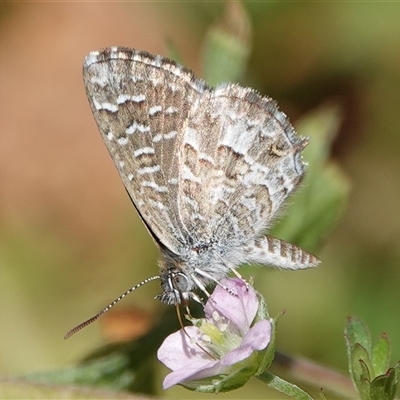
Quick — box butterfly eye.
[172,272,189,292]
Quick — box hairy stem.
[272,351,357,398]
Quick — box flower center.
[197,311,242,359]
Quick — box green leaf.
[271,104,350,251]
[358,358,372,383]
[345,317,372,361]
[358,374,371,400]
[202,2,252,86]
[24,352,147,392]
[256,371,314,400]
[372,333,391,376]
[370,368,399,400]
[348,343,374,398]
[0,377,139,400]
[350,344,373,394]
[344,318,400,400]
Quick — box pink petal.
[157,326,212,370]
[158,326,226,389]
[204,278,259,334]
[221,320,271,365]
[241,319,271,350]
[163,359,220,389]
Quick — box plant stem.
[273,351,357,398]
[256,370,315,400]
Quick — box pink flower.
[157,278,273,392]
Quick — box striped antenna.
[64,275,160,339]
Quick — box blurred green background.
[1,2,400,399]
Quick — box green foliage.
[345,317,400,400]
[202,2,251,86]
[0,377,138,400]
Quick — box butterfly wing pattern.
[83,47,320,306]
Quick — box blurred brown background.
[1,2,400,399]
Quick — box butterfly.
[65,47,320,339]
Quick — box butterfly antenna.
[64,275,160,339]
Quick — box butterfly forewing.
[83,47,210,254]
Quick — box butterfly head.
[156,252,200,306]
[156,249,205,307]
[157,269,191,306]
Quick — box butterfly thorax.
[156,243,237,306]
